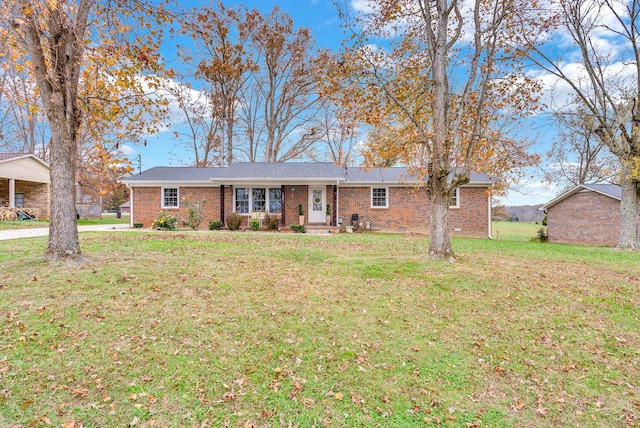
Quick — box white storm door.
[308,187,326,223]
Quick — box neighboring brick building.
[0,153,50,220]
[540,184,621,246]
[122,162,493,237]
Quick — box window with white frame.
[449,187,460,208]
[371,187,388,208]
[269,188,282,213]
[235,187,282,214]
[235,188,250,213]
[162,187,178,208]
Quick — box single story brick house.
[539,183,621,246]
[122,162,493,236]
[0,153,50,220]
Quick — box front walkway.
[0,224,131,241]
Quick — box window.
[449,187,459,208]
[235,188,249,213]
[235,187,283,214]
[371,187,388,208]
[162,187,178,208]
[14,193,25,208]
[252,188,266,211]
[269,188,282,213]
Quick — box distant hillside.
[505,205,545,223]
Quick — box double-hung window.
[269,188,282,213]
[235,188,250,213]
[449,187,460,208]
[252,188,266,211]
[162,187,179,208]
[371,187,388,208]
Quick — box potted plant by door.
[298,204,305,225]
[325,204,331,226]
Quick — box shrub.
[298,204,304,216]
[249,218,260,231]
[530,227,548,243]
[208,220,222,230]
[264,213,280,231]
[542,215,547,226]
[290,223,305,233]
[182,199,205,230]
[152,211,177,231]
[133,223,143,229]
[226,212,242,231]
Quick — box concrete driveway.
[0,224,131,241]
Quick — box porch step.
[281,224,340,234]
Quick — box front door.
[308,187,326,223]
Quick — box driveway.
[0,224,131,241]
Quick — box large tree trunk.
[428,180,454,260]
[46,122,81,260]
[618,161,640,250]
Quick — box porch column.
[220,185,225,222]
[332,184,337,226]
[9,178,15,208]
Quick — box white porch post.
[9,178,15,208]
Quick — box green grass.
[492,221,543,241]
[0,232,638,427]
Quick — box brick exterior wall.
[547,190,620,246]
[132,186,222,228]
[337,186,489,236]
[131,183,490,236]
[0,179,50,220]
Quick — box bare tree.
[546,99,619,190]
[307,104,359,167]
[163,79,223,166]
[181,2,256,166]
[522,0,640,249]
[241,7,327,162]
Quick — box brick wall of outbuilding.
[546,190,619,246]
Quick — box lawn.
[0,232,638,427]
[492,221,544,241]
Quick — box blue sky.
[123,0,565,207]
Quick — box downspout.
[487,193,492,239]
[336,179,340,226]
[127,184,133,228]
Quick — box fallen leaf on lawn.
[334,392,343,400]
[71,388,88,398]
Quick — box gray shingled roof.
[540,183,621,210]
[123,162,493,184]
[123,167,224,182]
[582,183,621,200]
[223,162,344,179]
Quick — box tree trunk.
[46,127,81,260]
[617,161,640,250]
[428,182,455,261]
